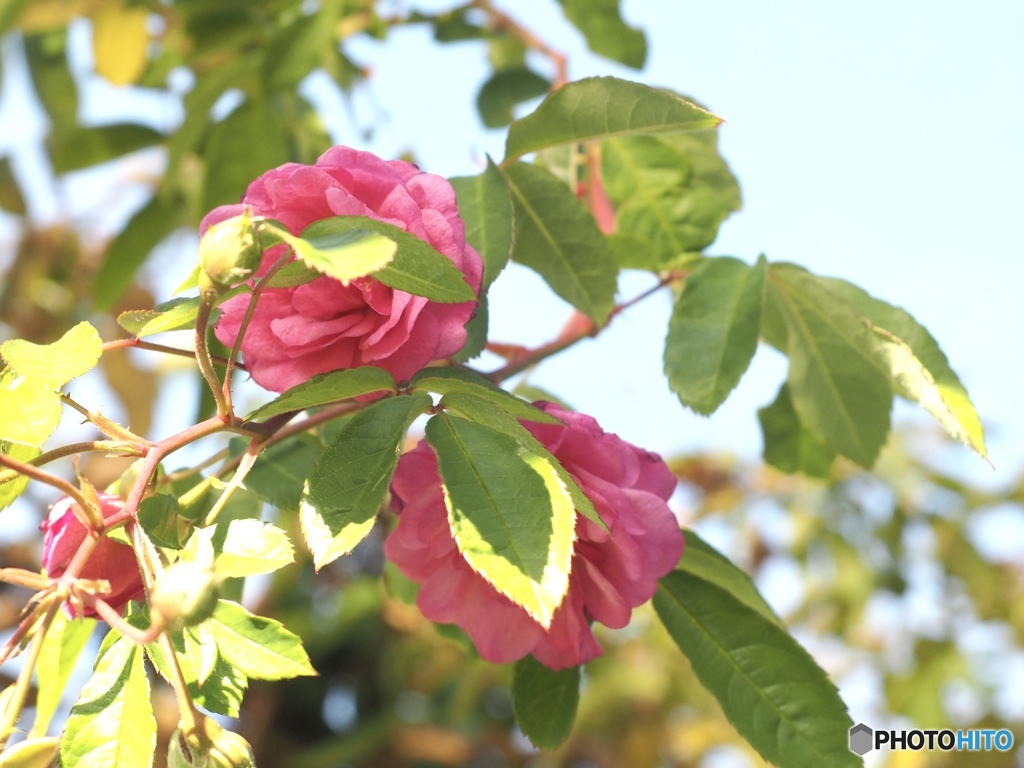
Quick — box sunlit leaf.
[61,632,156,768]
[91,5,149,86]
[0,442,39,512]
[505,77,721,160]
[426,413,576,628]
[0,737,60,768]
[186,519,294,578]
[32,611,95,738]
[301,216,476,303]
[0,373,61,448]
[208,600,317,681]
[1,321,102,390]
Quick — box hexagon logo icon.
[849,723,873,755]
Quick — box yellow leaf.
[91,4,149,86]
[15,0,94,32]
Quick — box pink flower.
[41,492,145,618]
[204,146,483,392]
[385,402,685,670]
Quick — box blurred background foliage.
[0,1,1021,766]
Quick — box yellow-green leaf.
[1,321,102,389]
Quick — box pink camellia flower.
[385,402,685,670]
[41,492,145,618]
[203,146,484,392]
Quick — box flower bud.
[168,718,256,768]
[150,561,220,631]
[198,209,262,292]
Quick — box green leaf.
[61,633,156,768]
[504,161,617,323]
[0,737,60,768]
[436,392,604,531]
[758,384,836,478]
[450,158,515,360]
[48,123,163,174]
[768,265,892,467]
[263,12,333,91]
[476,66,551,128]
[32,612,96,738]
[94,194,185,310]
[425,414,576,628]
[0,156,27,215]
[676,530,781,626]
[410,367,559,424]
[1,321,102,390]
[186,519,294,578]
[665,256,765,415]
[602,132,741,268]
[242,434,323,510]
[301,216,476,303]
[654,572,860,768]
[555,0,646,68]
[450,158,514,293]
[301,394,430,570]
[245,366,397,422]
[137,493,182,548]
[512,656,580,750]
[208,599,317,681]
[0,373,62,448]
[274,224,397,284]
[201,98,291,214]
[0,442,39,512]
[505,76,722,160]
[818,277,987,461]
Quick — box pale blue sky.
[311,1,1024,490]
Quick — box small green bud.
[198,209,262,291]
[150,561,220,631]
[168,718,256,768]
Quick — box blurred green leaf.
[476,66,551,128]
[426,413,576,628]
[1,320,102,389]
[301,216,476,303]
[209,599,317,681]
[0,157,27,215]
[95,195,186,310]
[768,264,892,467]
[24,31,77,135]
[665,256,765,415]
[0,737,59,768]
[505,77,721,160]
[61,632,156,768]
[301,394,430,569]
[758,384,836,478]
[654,571,860,768]
[246,366,398,422]
[513,656,580,750]
[504,161,617,322]
[201,98,291,214]
[555,0,646,68]
[49,124,163,174]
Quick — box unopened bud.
[150,561,219,631]
[198,210,262,292]
[168,718,256,768]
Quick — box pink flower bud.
[40,492,145,618]
[203,146,484,393]
[385,402,685,670]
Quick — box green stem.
[194,290,231,419]
[0,441,145,486]
[0,596,61,750]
